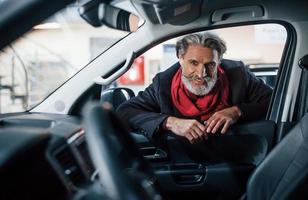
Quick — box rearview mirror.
[78,0,139,32]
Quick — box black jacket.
[117,59,272,140]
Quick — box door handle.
[173,174,204,185]
[140,147,167,161]
[170,164,206,185]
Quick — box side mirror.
[78,0,139,32]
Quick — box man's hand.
[206,106,242,134]
[163,116,207,143]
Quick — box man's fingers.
[186,129,204,143]
[206,117,219,133]
[189,130,199,140]
[194,129,205,143]
[192,125,205,137]
[221,120,232,134]
[212,119,225,133]
[186,133,194,142]
[179,117,231,142]
[195,121,206,132]
[189,132,199,144]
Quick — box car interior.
[0,0,308,200]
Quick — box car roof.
[1,0,308,52]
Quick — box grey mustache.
[183,74,211,81]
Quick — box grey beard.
[182,74,217,96]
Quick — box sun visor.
[139,0,203,25]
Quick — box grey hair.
[176,32,227,60]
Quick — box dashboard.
[0,110,269,200]
[0,112,95,200]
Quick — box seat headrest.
[100,87,135,109]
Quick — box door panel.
[131,120,276,198]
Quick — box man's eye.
[190,60,198,65]
[206,62,216,69]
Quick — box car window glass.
[0,3,134,114]
[117,24,287,94]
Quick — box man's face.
[180,44,219,96]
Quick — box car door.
[132,120,274,199]
[116,24,288,199]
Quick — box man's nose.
[195,65,207,78]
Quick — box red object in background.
[118,56,145,85]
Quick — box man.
[117,33,272,143]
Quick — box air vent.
[54,145,87,188]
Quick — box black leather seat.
[100,87,135,110]
[247,112,308,200]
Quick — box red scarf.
[171,66,230,122]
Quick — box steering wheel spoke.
[83,102,165,200]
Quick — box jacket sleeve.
[116,74,169,140]
[236,66,273,121]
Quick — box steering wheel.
[83,102,165,200]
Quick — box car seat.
[100,87,135,110]
[246,112,308,199]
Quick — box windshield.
[0,2,130,114]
